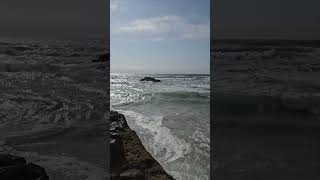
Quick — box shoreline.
[110,110,174,180]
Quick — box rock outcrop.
[0,154,49,180]
[110,111,174,180]
[139,77,161,82]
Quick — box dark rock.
[110,111,128,131]
[139,77,161,82]
[110,111,128,171]
[110,138,126,170]
[0,154,49,180]
[92,53,109,62]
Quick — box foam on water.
[117,110,191,163]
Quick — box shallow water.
[111,73,210,180]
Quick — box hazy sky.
[111,0,210,74]
[0,0,108,39]
[212,0,320,39]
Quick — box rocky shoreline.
[110,111,174,180]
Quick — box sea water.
[0,38,108,180]
[111,73,210,180]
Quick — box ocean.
[212,39,320,179]
[0,38,108,180]
[111,73,210,180]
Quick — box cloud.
[119,15,209,40]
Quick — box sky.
[212,0,320,40]
[111,0,210,74]
[0,0,108,39]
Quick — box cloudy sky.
[111,0,210,74]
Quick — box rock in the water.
[139,77,161,82]
[0,154,49,180]
[92,53,109,62]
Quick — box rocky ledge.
[110,111,174,180]
[0,154,48,180]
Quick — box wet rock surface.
[0,154,49,180]
[110,111,174,180]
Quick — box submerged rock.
[139,77,161,82]
[0,154,49,180]
[110,111,174,180]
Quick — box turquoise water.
[111,73,210,180]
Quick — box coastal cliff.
[110,111,174,180]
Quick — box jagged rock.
[92,53,109,62]
[110,111,174,180]
[110,111,128,131]
[0,154,49,180]
[139,77,161,82]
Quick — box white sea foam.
[117,110,192,163]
